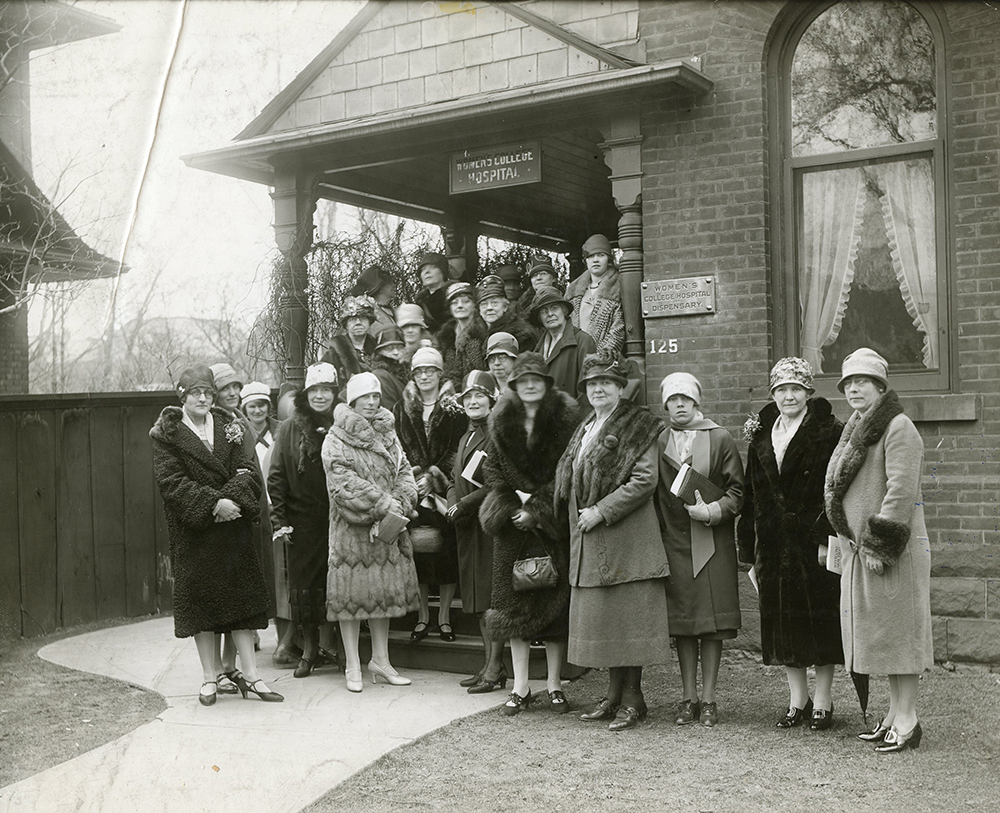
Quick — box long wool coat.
[150,406,269,638]
[824,391,932,674]
[447,420,493,614]
[481,388,580,641]
[655,423,744,638]
[267,391,333,625]
[438,315,489,388]
[565,268,625,358]
[394,380,468,585]
[322,403,420,621]
[534,323,598,396]
[738,398,844,667]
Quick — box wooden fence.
[0,392,176,639]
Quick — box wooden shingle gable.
[239,0,642,139]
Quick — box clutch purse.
[511,555,558,592]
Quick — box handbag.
[409,525,443,554]
[512,555,558,592]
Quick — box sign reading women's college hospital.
[641,277,716,317]
[450,141,541,194]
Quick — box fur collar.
[566,268,621,302]
[824,390,904,539]
[370,354,409,384]
[397,378,464,471]
[438,315,488,351]
[400,378,459,423]
[555,400,663,507]
[330,402,398,463]
[292,389,334,472]
[149,404,234,477]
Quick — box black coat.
[738,398,845,667]
[480,388,580,641]
[437,315,489,388]
[150,406,268,638]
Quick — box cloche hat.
[507,351,553,388]
[346,372,381,405]
[769,357,815,394]
[578,353,629,391]
[395,303,427,329]
[209,363,243,391]
[582,234,613,258]
[177,364,215,398]
[459,370,499,401]
[410,346,444,371]
[837,347,889,392]
[530,285,573,315]
[446,281,475,303]
[486,332,519,358]
[477,275,507,301]
[349,264,393,297]
[660,372,702,406]
[240,381,271,405]
[304,362,338,392]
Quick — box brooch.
[224,420,244,445]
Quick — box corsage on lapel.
[225,420,244,445]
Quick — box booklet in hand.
[461,449,487,487]
[669,463,725,505]
[372,511,409,544]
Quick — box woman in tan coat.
[825,348,932,753]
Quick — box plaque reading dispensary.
[450,141,541,194]
[641,277,716,317]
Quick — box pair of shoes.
[777,698,814,728]
[368,660,411,686]
[468,665,508,694]
[809,704,834,731]
[502,689,533,716]
[216,672,238,694]
[224,669,249,698]
[199,681,218,706]
[547,689,570,713]
[460,668,485,688]
[346,669,363,693]
[438,623,456,642]
[700,701,719,727]
[580,697,620,722]
[675,699,701,726]
[858,720,892,743]
[245,679,283,702]
[609,704,648,732]
[875,722,922,753]
[410,621,432,641]
[314,648,340,671]
[293,658,315,679]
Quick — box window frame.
[769,0,953,396]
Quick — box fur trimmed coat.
[555,401,668,587]
[481,388,580,641]
[322,403,420,620]
[824,391,932,674]
[565,269,625,358]
[151,405,269,638]
[321,333,374,386]
[738,398,844,667]
[369,355,409,413]
[437,315,489,387]
[394,379,468,585]
[267,392,333,624]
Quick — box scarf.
[665,412,720,577]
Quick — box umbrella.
[850,670,870,727]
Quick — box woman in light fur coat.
[323,372,420,692]
[564,234,625,358]
[825,348,932,753]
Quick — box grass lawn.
[306,652,1000,813]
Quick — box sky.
[28,0,364,356]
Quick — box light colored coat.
[322,403,420,621]
[825,392,932,674]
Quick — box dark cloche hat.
[530,285,573,315]
[507,351,553,388]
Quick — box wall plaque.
[641,277,715,317]
[450,141,541,194]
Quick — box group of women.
[151,259,930,751]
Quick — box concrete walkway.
[0,617,503,813]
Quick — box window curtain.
[798,168,865,372]
[879,160,938,369]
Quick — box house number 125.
[649,339,679,354]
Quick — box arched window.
[772,0,949,391]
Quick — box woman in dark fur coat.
[437,282,489,388]
[151,364,281,706]
[738,358,844,731]
[481,352,580,716]
[394,346,468,642]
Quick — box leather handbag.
[511,555,558,592]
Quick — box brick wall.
[639,0,1000,663]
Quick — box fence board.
[90,407,127,619]
[122,405,157,616]
[0,413,21,639]
[153,483,173,614]
[56,408,97,628]
[17,411,58,637]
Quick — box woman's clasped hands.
[213,497,241,523]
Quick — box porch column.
[271,167,317,385]
[442,208,479,283]
[599,112,645,372]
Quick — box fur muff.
[860,514,912,566]
[394,379,468,496]
[150,405,268,638]
[565,269,625,358]
[480,388,580,641]
[824,390,904,543]
[323,403,420,620]
[555,400,663,512]
[737,398,844,668]
[437,315,489,387]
